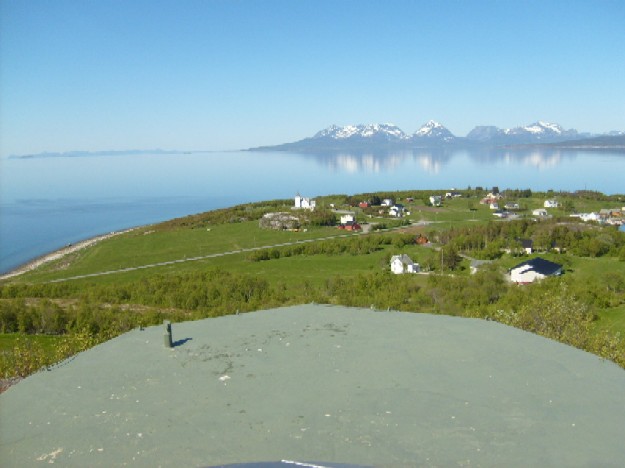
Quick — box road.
[46,221,430,283]
[48,233,358,283]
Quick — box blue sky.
[1,0,624,155]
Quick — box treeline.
[432,218,625,261]
[1,270,281,317]
[248,233,415,262]
[0,298,191,336]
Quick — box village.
[255,190,625,286]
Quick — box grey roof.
[390,254,413,265]
[2,304,625,467]
[520,238,533,249]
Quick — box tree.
[440,243,461,271]
[561,199,575,213]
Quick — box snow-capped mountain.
[505,121,576,137]
[248,120,609,152]
[509,121,564,135]
[313,123,408,141]
[412,120,455,140]
[467,121,579,144]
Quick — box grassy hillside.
[2,188,625,379]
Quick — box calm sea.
[1,148,624,274]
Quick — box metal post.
[164,320,173,348]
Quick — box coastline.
[0,229,134,281]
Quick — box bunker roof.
[2,304,625,466]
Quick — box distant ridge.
[250,121,623,152]
[542,134,625,149]
[9,149,200,159]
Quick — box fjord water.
[1,149,624,274]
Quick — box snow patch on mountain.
[314,123,408,140]
[413,120,455,139]
[510,121,565,135]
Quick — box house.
[489,202,499,210]
[520,239,533,254]
[429,195,442,207]
[340,213,355,225]
[381,198,394,207]
[504,202,520,210]
[389,204,405,218]
[294,193,316,210]
[480,193,501,205]
[571,212,600,222]
[390,254,420,274]
[415,234,429,245]
[532,208,548,217]
[359,201,370,208]
[338,221,361,231]
[544,200,560,208]
[510,257,562,284]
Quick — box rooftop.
[2,304,625,466]
[511,257,562,276]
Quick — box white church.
[294,193,316,210]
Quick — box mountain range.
[250,121,625,151]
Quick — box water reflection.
[293,149,455,174]
[287,148,593,173]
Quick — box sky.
[1,0,624,156]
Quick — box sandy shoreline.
[0,229,134,280]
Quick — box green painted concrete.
[1,304,625,466]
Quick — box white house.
[544,200,560,208]
[520,239,533,255]
[390,254,420,274]
[571,212,600,222]
[489,202,499,210]
[340,213,355,225]
[294,194,316,210]
[381,198,394,207]
[510,257,562,284]
[389,204,405,218]
[532,208,548,217]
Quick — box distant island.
[249,120,625,152]
[9,149,202,159]
[542,134,625,149]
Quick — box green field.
[2,189,624,378]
